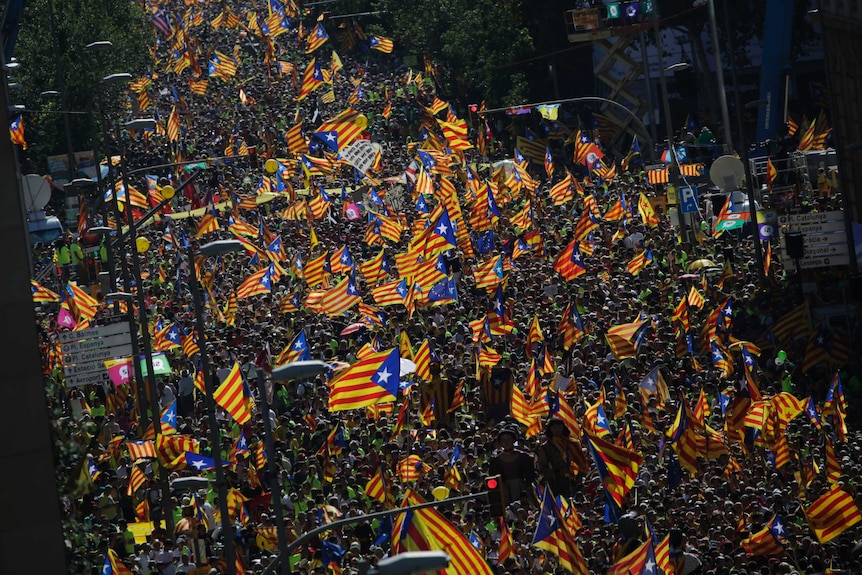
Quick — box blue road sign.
[680,185,699,214]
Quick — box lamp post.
[269,360,330,575]
[188,238,245,575]
[706,0,733,151]
[740,99,768,286]
[102,287,148,414]
[114,117,176,535]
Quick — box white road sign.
[58,322,130,343]
[62,323,133,387]
[65,372,113,387]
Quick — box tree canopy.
[12,0,151,172]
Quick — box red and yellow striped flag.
[804,488,861,543]
[213,361,252,424]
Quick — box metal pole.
[116,123,175,536]
[257,375,290,575]
[101,135,150,418]
[740,127,766,286]
[652,3,687,242]
[261,492,484,575]
[640,31,658,145]
[187,240,236,575]
[707,0,733,150]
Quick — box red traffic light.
[486,477,498,489]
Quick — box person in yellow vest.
[54,237,71,283]
[70,236,85,281]
[118,519,136,557]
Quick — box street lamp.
[362,551,450,575]
[665,62,691,74]
[268,360,330,575]
[86,40,113,51]
[188,238,244,575]
[101,73,132,86]
[653,8,689,242]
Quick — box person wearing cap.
[489,427,535,505]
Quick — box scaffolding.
[565,6,652,153]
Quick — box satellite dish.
[709,155,745,191]
[22,174,51,213]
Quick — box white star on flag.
[376,367,392,385]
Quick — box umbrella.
[688,259,717,270]
[678,274,700,280]
[400,358,417,377]
[340,322,366,336]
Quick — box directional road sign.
[62,323,133,387]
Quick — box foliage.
[12,0,151,173]
[372,0,534,106]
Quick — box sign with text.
[341,140,381,175]
[62,323,133,387]
[779,210,848,270]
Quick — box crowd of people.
[30,1,862,574]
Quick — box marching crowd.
[31,1,862,575]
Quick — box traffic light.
[485,474,506,518]
[247,145,258,168]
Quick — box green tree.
[373,0,534,106]
[13,0,151,173]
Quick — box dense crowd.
[30,1,862,575]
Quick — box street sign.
[62,323,133,387]
[58,322,129,343]
[779,232,847,247]
[679,185,699,214]
[61,333,134,354]
[780,254,851,270]
[778,210,849,271]
[779,221,846,234]
[65,371,112,388]
[62,344,134,366]
[777,211,843,226]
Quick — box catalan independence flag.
[393,489,494,575]
[9,116,27,149]
[320,273,362,316]
[305,22,329,53]
[213,361,253,424]
[584,430,642,507]
[531,488,589,575]
[312,108,367,153]
[31,280,60,303]
[741,515,788,556]
[368,35,394,53]
[328,348,400,411]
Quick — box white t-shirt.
[154,549,176,575]
[175,561,196,574]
